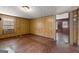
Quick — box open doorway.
[56,13,69,46]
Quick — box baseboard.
[0,33,30,39]
[29,33,55,41]
[0,33,55,42]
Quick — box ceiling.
[0,6,78,19]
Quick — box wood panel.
[0,19,2,35]
[15,18,29,35]
[73,10,78,45]
[0,14,56,39]
[30,16,56,39]
[69,9,78,46]
[0,14,29,38]
[78,9,79,46]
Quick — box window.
[3,18,15,34]
[62,21,68,28]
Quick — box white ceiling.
[0,6,78,19]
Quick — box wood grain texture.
[0,34,78,53]
[69,9,79,46]
[30,16,56,39]
[0,13,56,39]
[0,14,29,38]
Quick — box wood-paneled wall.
[29,16,56,39]
[69,12,74,45]
[15,17,29,35]
[69,9,79,46]
[0,14,29,38]
[0,14,56,39]
[78,9,79,46]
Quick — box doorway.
[55,13,69,46]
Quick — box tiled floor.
[56,33,69,46]
[0,34,78,53]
